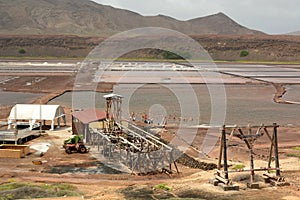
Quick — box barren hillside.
[0,0,262,36]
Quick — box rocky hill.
[0,0,263,36]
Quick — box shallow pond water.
[48,84,300,126]
[0,91,42,105]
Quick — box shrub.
[18,48,26,54]
[287,153,300,158]
[232,164,245,170]
[162,50,191,60]
[0,182,82,199]
[155,183,171,191]
[292,146,300,151]
[240,50,249,57]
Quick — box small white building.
[8,104,66,131]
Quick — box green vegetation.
[240,50,249,57]
[0,182,30,191]
[0,182,82,200]
[18,48,26,54]
[292,146,300,151]
[162,50,191,60]
[231,164,245,170]
[287,153,300,158]
[155,183,172,191]
[1,55,300,65]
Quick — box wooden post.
[267,134,274,172]
[222,125,229,180]
[273,123,280,177]
[218,130,223,170]
[249,145,255,183]
[173,162,179,173]
[97,134,100,151]
[248,124,255,183]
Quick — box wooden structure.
[71,109,107,143]
[0,144,29,158]
[103,93,123,131]
[211,123,288,190]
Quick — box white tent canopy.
[8,104,66,130]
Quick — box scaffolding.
[86,93,178,174]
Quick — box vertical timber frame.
[213,123,288,190]
[103,93,123,133]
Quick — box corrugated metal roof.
[72,109,106,124]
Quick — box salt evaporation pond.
[283,85,300,102]
[49,84,300,126]
[0,91,42,105]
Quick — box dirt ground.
[0,126,299,200]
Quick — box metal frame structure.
[89,123,177,174]
[211,123,288,190]
[86,94,178,174]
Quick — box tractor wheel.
[66,148,72,154]
[78,145,87,153]
[17,138,22,145]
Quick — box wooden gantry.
[211,123,289,190]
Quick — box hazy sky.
[92,0,300,34]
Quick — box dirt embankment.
[273,83,300,105]
[273,83,287,104]
[1,34,300,62]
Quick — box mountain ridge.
[0,0,263,36]
[287,30,300,35]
